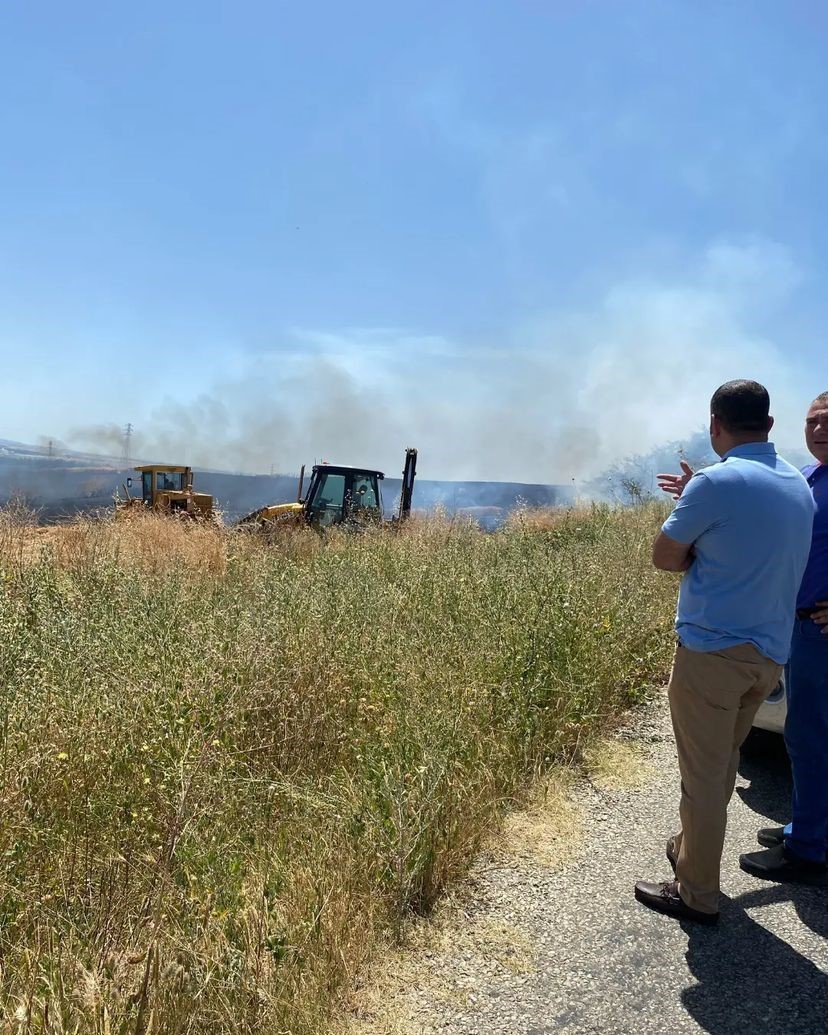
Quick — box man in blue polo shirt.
[740,391,828,882]
[634,380,814,925]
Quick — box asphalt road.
[381,697,828,1035]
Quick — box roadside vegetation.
[0,503,676,1033]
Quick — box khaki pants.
[668,643,782,914]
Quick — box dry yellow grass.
[340,904,540,1034]
[338,771,581,1035]
[583,737,655,791]
[338,737,654,1035]
[504,504,573,533]
[494,771,583,868]
[0,502,675,1033]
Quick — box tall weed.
[0,506,675,1033]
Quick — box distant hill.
[0,438,575,525]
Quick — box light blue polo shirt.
[662,442,815,664]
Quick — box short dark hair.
[710,380,770,433]
[811,391,828,407]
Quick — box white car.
[753,675,787,735]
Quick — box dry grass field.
[0,503,676,1034]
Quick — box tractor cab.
[236,450,416,532]
[132,465,214,519]
[302,464,384,529]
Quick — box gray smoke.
[67,241,813,483]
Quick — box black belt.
[796,607,819,620]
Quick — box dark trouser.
[784,618,828,862]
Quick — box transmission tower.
[123,423,133,463]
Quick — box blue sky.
[1,1,826,480]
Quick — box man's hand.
[812,601,828,634]
[657,460,695,500]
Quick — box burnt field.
[0,440,573,524]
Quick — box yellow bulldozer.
[117,465,214,520]
[238,448,417,531]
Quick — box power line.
[123,423,133,463]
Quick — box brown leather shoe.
[634,880,719,925]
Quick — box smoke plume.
[68,241,813,483]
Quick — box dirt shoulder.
[341,695,828,1035]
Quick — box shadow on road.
[735,732,791,824]
[734,882,828,940]
[679,736,826,1034]
[681,885,828,1035]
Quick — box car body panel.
[753,675,787,735]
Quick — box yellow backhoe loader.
[117,465,214,520]
[238,448,417,531]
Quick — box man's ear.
[767,415,775,432]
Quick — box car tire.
[741,725,786,759]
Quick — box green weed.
[0,505,675,1033]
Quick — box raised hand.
[657,460,695,500]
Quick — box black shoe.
[757,826,785,848]
[634,880,719,925]
[666,837,678,874]
[739,844,828,886]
